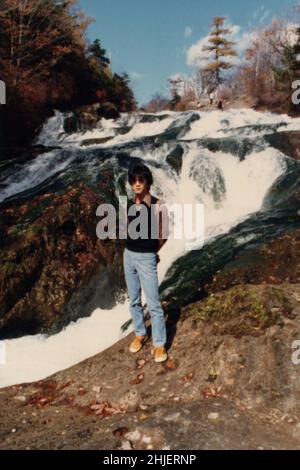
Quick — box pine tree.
[201,16,237,90]
[88,39,111,69]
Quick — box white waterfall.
[0,108,299,388]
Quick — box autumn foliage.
[0,0,136,150]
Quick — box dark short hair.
[128,163,153,189]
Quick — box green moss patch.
[182,284,292,338]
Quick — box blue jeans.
[123,247,167,347]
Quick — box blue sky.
[79,0,297,105]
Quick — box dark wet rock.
[156,112,200,144]
[265,131,300,161]
[97,102,119,120]
[203,228,300,295]
[198,136,258,160]
[262,164,300,212]
[160,220,300,308]
[0,176,126,339]
[63,103,120,134]
[80,137,114,146]
[139,114,171,123]
[221,122,288,136]
[166,145,184,174]
[115,126,132,135]
[64,113,97,134]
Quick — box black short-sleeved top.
[125,195,159,253]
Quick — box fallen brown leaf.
[27,393,57,408]
[129,373,145,385]
[164,359,178,371]
[89,401,126,417]
[202,385,223,399]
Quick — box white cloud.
[186,35,213,68]
[130,71,144,81]
[186,20,254,68]
[184,26,193,38]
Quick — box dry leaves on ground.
[89,400,127,417]
[201,385,223,399]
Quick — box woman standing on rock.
[123,163,169,363]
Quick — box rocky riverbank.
[1,226,300,450]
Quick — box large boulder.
[0,175,126,339]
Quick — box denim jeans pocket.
[137,252,156,264]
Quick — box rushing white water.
[35,108,300,148]
[34,109,71,147]
[0,302,133,388]
[0,149,80,203]
[182,108,300,139]
[148,143,286,283]
[0,108,298,388]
